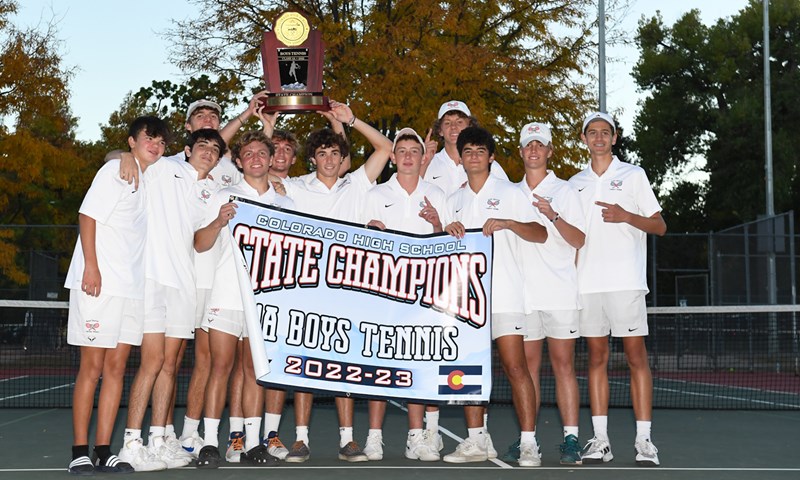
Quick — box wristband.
[348,115,357,127]
[551,213,560,223]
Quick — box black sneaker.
[285,440,310,463]
[94,454,134,473]
[68,456,94,476]
[240,444,279,466]
[196,445,221,469]
[338,441,368,462]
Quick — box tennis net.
[1,302,798,409]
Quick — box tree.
[166,0,609,181]
[632,0,800,231]
[0,1,91,288]
[97,74,246,152]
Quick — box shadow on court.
[1,402,798,479]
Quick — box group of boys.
[65,96,665,475]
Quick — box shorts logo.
[486,198,500,210]
[438,365,482,395]
[85,321,99,333]
[610,179,623,190]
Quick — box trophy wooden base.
[261,94,330,113]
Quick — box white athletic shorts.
[579,290,648,338]
[144,279,196,339]
[201,307,248,339]
[195,288,211,330]
[524,309,580,341]
[67,289,144,348]
[492,312,526,340]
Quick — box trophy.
[260,12,330,112]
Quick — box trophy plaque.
[261,12,330,112]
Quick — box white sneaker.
[486,432,498,459]
[180,431,204,458]
[149,442,192,469]
[363,431,384,461]
[264,432,289,460]
[426,429,444,452]
[443,437,489,463]
[581,436,614,463]
[118,438,167,472]
[165,434,193,462]
[405,431,440,461]
[634,438,660,466]
[519,441,542,467]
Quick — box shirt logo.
[486,198,500,210]
[418,201,426,208]
[578,187,586,192]
[432,175,442,180]
[384,203,394,208]
[335,177,352,192]
[200,189,211,202]
[221,174,233,186]
[610,179,623,190]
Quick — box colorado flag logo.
[438,365,482,395]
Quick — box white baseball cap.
[582,111,616,134]
[519,122,552,147]
[392,127,426,154]
[186,99,222,120]
[437,100,471,119]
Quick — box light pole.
[598,0,606,112]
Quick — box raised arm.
[328,100,392,183]
[219,90,270,144]
[320,109,351,175]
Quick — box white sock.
[296,426,309,446]
[165,424,175,438]
[467,427,487,445]
[203,418,221,448]
[368,428,382,439]
[564,426,579,439]
[229,416,244,434]
[425,411,440,432]
[520,431,536,446]
[148,426,165,448]
[483,412,489,428]
[408,428,423,439]
[591,415,608,440]
[123,429,141,441]
[636,421,652,441]
[339,427,353,447]
[244,417,262,451]
[181,416,200,439]
[264,413,282,437]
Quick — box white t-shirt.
[65,160,147,299]
[204,181,295,310]
[424,149,509,197]
[283,166,373,223]
[569,156,662,294]
[445,176,535,315]
[517,171,584,311]
[361,174,448,233]
[143,157,220,293]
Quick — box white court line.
[0,382,73,402]
[0,375,28,383]
[388,399,513,469]
[0,409,59,428]
[653,375,800,396]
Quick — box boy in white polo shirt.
[568,112,666,467]
[503,122,585,465]
[442,126,547,467]
[193,131,295,468]
[422,100,508,197]
[65,116,168,475]
[281,100,392,462]
[360,128,447,462]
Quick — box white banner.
[231,198,493,403]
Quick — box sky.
[14,0,753,142]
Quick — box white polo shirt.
[569,156,662,294]
[143,157,220,294]
[446,176,535,315]
[424,149,509,197]
[283,166,373,223]
[517,172,584,311]
[65,160,147,299]
[362,174,448,233]
[204,182,295,310]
